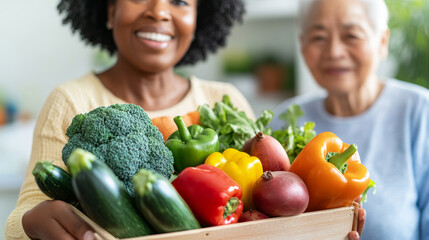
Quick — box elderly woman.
[271,0,429,239]
[5,0,254,239]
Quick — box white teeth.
[137,32,172,42]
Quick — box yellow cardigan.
[5,72,254,239]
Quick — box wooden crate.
[74,203,358,240]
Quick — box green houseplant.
[386,0,429,88]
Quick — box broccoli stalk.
[62,104,174,196]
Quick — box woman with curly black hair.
[5,0,254,239]
[57,0,246,66]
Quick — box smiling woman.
[299,0,390,116]
[5,0,254,239]
[104,0,197,76]
[270,0,429,239]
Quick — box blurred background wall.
[0,0,95,234]
[1,0,426,235]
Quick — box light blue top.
[270,79,429,240]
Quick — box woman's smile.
[136,31,173,50]
[323,67,352,76]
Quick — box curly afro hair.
[57,0,245,67]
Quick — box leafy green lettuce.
[198,95,273,152]
[361,179,376,203]
[271,104,316,164]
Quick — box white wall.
[0,0,96,118]
[182,17,298,81]
[0,1,95,235]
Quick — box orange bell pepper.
[289,132,370,212]
[152,111,200,142]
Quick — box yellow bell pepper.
[205,148,263,210]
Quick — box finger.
[58,207,94,240]
[357,208,366,236]
[83,230,96,240]
[41,218,76,240]
[354,196,362,208]
[52,201,94,240]
[23,202,75,240]
[348,231,360,240]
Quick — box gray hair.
[299,0,389,36]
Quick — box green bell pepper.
[166,116,219,173]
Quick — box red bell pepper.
[172,164,243,226]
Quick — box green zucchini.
[133,169,200,233]
[67,148,153,238]
[32,161,78,206]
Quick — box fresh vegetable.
[183,110,201,125]
[247,132,290,171]
[198,95,273,152]
[361,179,377,203]
[152,111,200,142]
[252,171,309,217]
[166,116,219,173]
[133,169,200,233]
[172,164,243,226]
[205,148,263,210]
[289,132,371,211]
[271,104,316,164]
[67,148,153,238]
[62,103,174,196]
[32,161,78,206]
[238,209,269,222]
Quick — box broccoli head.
[62,104,174,196]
